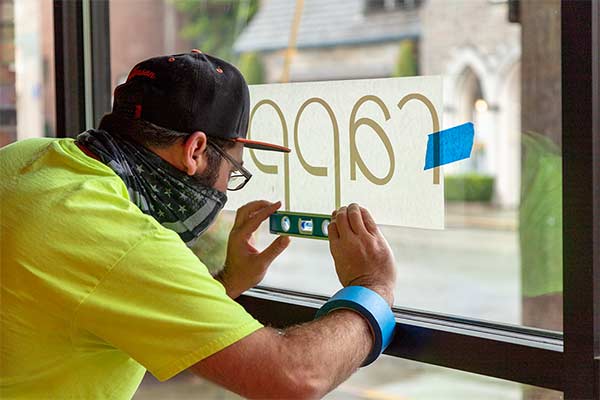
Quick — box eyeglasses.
[207,141,252,191]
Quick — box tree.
[237,52,264,84]
[172,0,259,63]
[393,39,417,77]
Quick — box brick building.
[0,0,190,145]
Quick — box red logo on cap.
[127,67,156,81]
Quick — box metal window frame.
[53,0,110,138]
[241,286,565,391]
[561,1,599,398]
[53,0,85,137]
[53,0,599,397]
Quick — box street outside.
[258,203,520,325]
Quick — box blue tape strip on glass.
[316,286,395,367]
[424,122,475,170]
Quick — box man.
[0,51,396,399]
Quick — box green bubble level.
[269,211,331,240]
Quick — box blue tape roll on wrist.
[315,286,395,366]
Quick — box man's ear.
[183,131,208,176]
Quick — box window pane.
[245,0,562,333]
[109,0,562,332]
[0,0,55,147]
[106,0,564,398]
[109,0,252,89]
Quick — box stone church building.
[234,0,522,208]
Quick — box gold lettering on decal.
[397,93,440,184]
[248,100,291,209]
[293,98,341,209]
[349,95,395,185]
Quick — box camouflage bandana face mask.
[76,129,227,247]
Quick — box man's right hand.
[328,203,396,306]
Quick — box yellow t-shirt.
[0,138,263,399]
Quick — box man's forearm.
[191,308,374,399]
[277,309,374,397]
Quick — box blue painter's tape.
[424,122,475,170]
[316,286,395,367]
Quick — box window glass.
[0,0,55,147]
[245,0,562,332]
[109,0,257,89]
[107,0,564,397]
[109,0,562,332]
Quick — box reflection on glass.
[0,0,55,147]
[520,132,562,331]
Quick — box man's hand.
[328,203,396,306]
[216,200,291,298]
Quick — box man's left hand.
[216,200,291,298]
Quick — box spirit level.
[269,211,331,240]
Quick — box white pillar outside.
[14,0,44,140]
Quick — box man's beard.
[192,166,220,192]
[191,150,226,193]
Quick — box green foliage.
[445,173,495,202]
[238,52,264,84]
[172,0,259,62]
[393,39,417,77]
[519,132,562,296]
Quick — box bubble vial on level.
[270,212,331,240]
[299,219,313,234]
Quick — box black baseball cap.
[112,49,290,153]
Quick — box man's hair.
[98,112,236,187]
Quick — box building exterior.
[234,0,522,208]
[109,0,191,92]
[0,0,16,147]
[420,0,521,207]
[0,0,190,146]
[234,0,421,82]
[0,0,54,145]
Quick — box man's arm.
[191,310,373,399]
[191,204,397,399]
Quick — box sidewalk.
[446,202,518,231]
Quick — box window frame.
[53,1,599,397]
[54,0,110,135]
